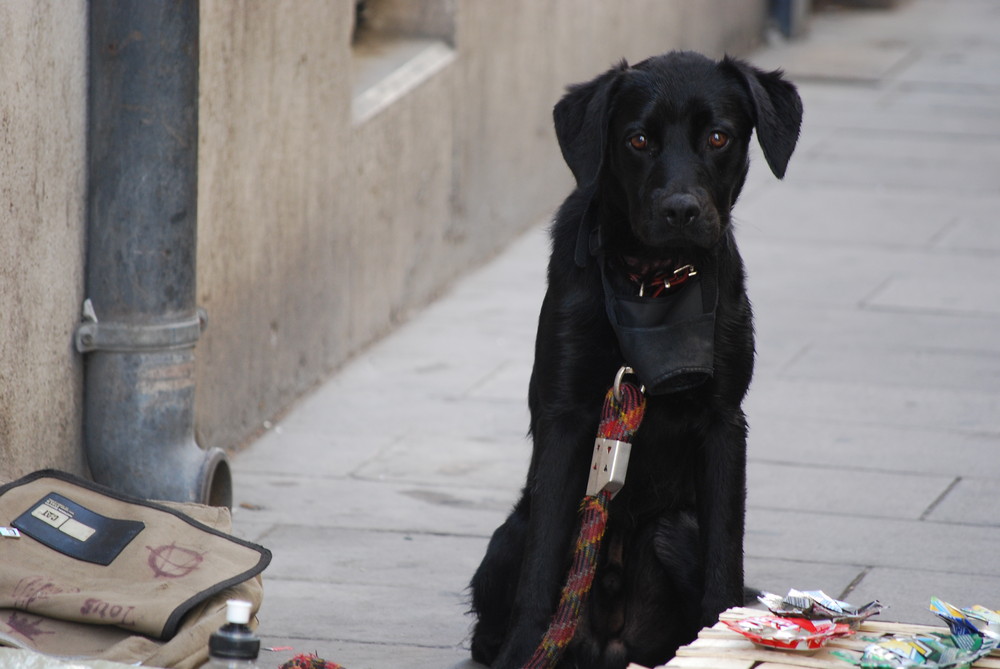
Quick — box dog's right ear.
[553,60,629,189]
[722,56,802,179]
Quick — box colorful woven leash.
[523,371,647,669]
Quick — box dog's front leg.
[491,415,594,668]
[695,410,748,628]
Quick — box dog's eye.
[708,131,730,149]
[628,134,648,151]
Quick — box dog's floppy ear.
[553,60,629,188]
[722,56,802,179]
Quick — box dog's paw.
[470,632,501,667]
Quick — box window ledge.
[352,37,455,124]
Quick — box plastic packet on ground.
[758,588,883,625]
[724,615,852,651]
[833,631,998,668]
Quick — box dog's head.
[556,51,802,260]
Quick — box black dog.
[469,51,801,669]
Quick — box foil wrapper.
[834,631,998,668]
[929,597,981,636]
[834,597,1000,668]
[724,615,851,651]
[961,604,1000,639]
[758,588,883,625]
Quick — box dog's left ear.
[722,56,803,179]
[553,60,629,189]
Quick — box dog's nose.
[663,194,701,227]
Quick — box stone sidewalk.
[227,1,1000,667]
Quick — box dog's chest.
[615,425,701,512]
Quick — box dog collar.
[622,258,698,298]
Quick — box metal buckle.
[586,437,632,498]
[638,264,697,298]
[666,264,697,290]
[613,365,645,403]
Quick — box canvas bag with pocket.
[0,470,271,668]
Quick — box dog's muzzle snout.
[662,193,701,228]
[642,188,720,247]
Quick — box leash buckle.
[613,365,645,403]
[586,437,632,498]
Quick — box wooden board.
[628,607,1000,669]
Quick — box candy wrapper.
[834,597,999,668]
[931,596,1000,639]
[928,597,981,636]
[962,604,1000,639]
[758,589,883,626]
[833,631,998,668]
[724,615,851,651]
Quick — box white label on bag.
[32,501,70,527]
[61,517,97,541]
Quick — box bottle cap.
[226,599,253,625]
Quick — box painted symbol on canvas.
[145,542,205,578]
[5,611,54,641]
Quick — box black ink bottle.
[207,599,260,668]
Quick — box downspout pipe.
[77,0,231,506]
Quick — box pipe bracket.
[75,298,207,353]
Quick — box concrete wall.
[0,1,767,481]
[0,2,88,478]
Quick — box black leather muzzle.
[599,254,717,394]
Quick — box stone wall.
[0,2,88,477]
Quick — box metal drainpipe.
[76,0,231,506]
